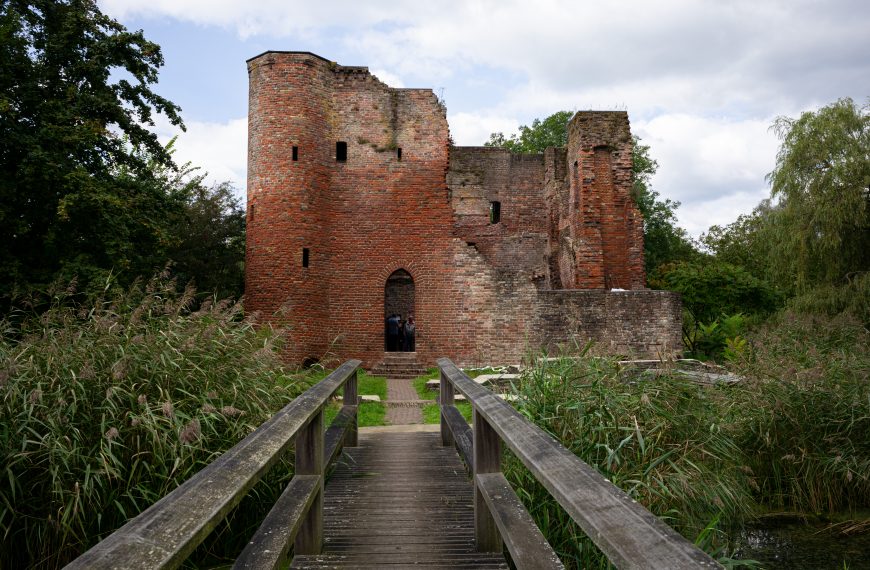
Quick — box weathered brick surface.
[246,52,681,368]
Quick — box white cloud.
[101,0,870,233]
[633,114,780,236]
[155,117,248,202]
[369,69,405,88]
[447,112,520,146]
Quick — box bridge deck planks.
[291,431,508,569]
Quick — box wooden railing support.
[344,368,358,447]
[473,409,502,553]
[294,410,324,555]
[439,367,454,447]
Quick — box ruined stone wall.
[323,74,456,367]
[246,52,458,368]
[448,148,549,283]
[559,112,645,289]
[534,290,682,359]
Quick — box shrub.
[0,276,304,568]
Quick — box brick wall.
[246,52,678,368]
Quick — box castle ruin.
[245,51,682,369]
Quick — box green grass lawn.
[324,401,386,427]
[289,367,389,427]
[411,368,474,424]
[422,402,472,424]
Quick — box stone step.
[372,373,426,380]
[371,368,427,376]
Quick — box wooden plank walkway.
[291,428,508,569]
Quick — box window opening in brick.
[302,248,310,268]
[384,269,415,352]
[249,203,254,220]
[490,201,501,224]
[292,146,298,161]
[336,141,347,162]
[397,147,402,161]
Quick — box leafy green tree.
[650,261,781,326]
[766,97,870,293]
[701,200,778,282]
[486,111,698,274]
[485,110,573,152]
[630,138,699,273]
[168,181,246,300]
[0,0,184,296]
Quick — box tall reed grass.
[505,311,870,568]
[0,276,304,568]
[505,349,753,567]
[731,311,870,514]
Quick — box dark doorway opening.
[384,269,415,352]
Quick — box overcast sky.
[99,0,870,237]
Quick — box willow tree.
[766,98,870,293]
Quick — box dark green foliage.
[650,260,781,358]
[0,0,184,297]
[787,271,870,326]
[650,261,782,325]
[168,181,246,301]
[701,202,776,283]
[0,275,304,568]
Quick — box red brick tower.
[564,112,645,289]
[246,53,333,362]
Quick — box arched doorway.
[384,269,415,352]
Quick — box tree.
[700,200,778,283]
[649,260,782,356]
[486,111,698,273]
[484,110,573,152]
[0,0,184,296]
[630,138,699,273]
[766,97,870,293]
[168,181,246,301]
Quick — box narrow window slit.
[292,146,298,161]
[490,201,501,224]
[397,147,402,161]
[336,141,347,162]
[302,248,310,268]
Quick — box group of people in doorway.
[385,313,415,352]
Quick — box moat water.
[731,520,870,569]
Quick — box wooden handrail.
[437,357,721,570]
[66,359,362,570]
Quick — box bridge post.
[473,410,503,552]
[439,368,454,447]
[345,368,358,447]
[294,409,324,555]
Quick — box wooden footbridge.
[67,360,720,569]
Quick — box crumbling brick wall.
[246,52,680,368]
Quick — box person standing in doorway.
[386,313,400,351]
[404,314,416,352]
